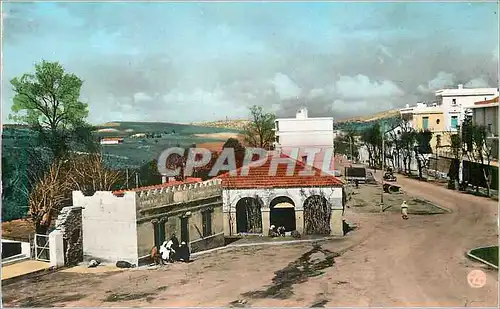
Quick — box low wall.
[74,191,139,265]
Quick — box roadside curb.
[466,246,499,270]
[192,236,342,258]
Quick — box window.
[422,117,429,130]
[202,210,212,237]
[436,134,441,147]
[451,116,458,129]
[275,136,280,143]
[436,119,440,124]
[452,99,457,105]
[275,121,279,131]
[302,155,308,162]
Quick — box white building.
[273,108,335,171]
[435,85,499,132]
[100,137,124,145]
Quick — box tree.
[334,131,359,161]
[243,105,275,149]
[222,137,246,168]
[361,123,382,168]
[28,154,122,234]
[461,119,495,195]
[28,160,71,235]
[137,159,163,187]
[66,153,122,196]
[414,130,433,179]
[10,60,90,158]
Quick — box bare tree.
[28,154,122,234]
[28,160,71,235]
[66,153,122,196]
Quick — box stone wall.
[54,206,83,266]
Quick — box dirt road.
[2,173,498,307]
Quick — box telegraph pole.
[381,133,385,210]
[126,168,129,189]
[135,172,139,188]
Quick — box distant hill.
[334,109,400,123]
[192,120,250,131]
[94,121,242,137]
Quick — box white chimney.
[458,84,463,89]
[296,107,308,119]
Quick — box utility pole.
[135,172,139,188]
[350,136,353,163]
[126,168,129,189]
[381,133,385,210]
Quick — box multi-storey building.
[273,108,335,171]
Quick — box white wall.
[74,191,139,265]
[275,118,334,148]
[1,239,31,258]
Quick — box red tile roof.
[112,177,202,195]
[217,152,343,189]
[475,96,499,105]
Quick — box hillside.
[192,120,250,131]
[94,121,242,137]
[334,109,400,123]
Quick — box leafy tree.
[361,123,382,168]
[222,137,246,168]
[334,131,359,161]
[414,130,433,179]
[9,60,91,158]
[137,159,163,187]
[243,105,275,149]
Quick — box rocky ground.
[2,170,498,307]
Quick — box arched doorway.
[235,197,263,234]
[303,195,331,235]
[269,196,296,232]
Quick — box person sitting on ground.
[277,226,286,237]
[151,246,163,265]
[268,225,278,237]
[177,241,191,262]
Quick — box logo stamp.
[467,269,486,288]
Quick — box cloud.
[335,74,404,99]
[271,73,302,100]
[417,71,455,93]
[465,77,491,88]
[2,2,499,123]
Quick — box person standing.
[401,201,409,220]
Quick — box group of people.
[152,233,191,265]
[268,225,286,237]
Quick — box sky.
[2,1,499,124]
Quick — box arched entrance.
[303,195,331,235]
[269,196,296,232]
[235,197,263,234]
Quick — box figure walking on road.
[401,201,409,220]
